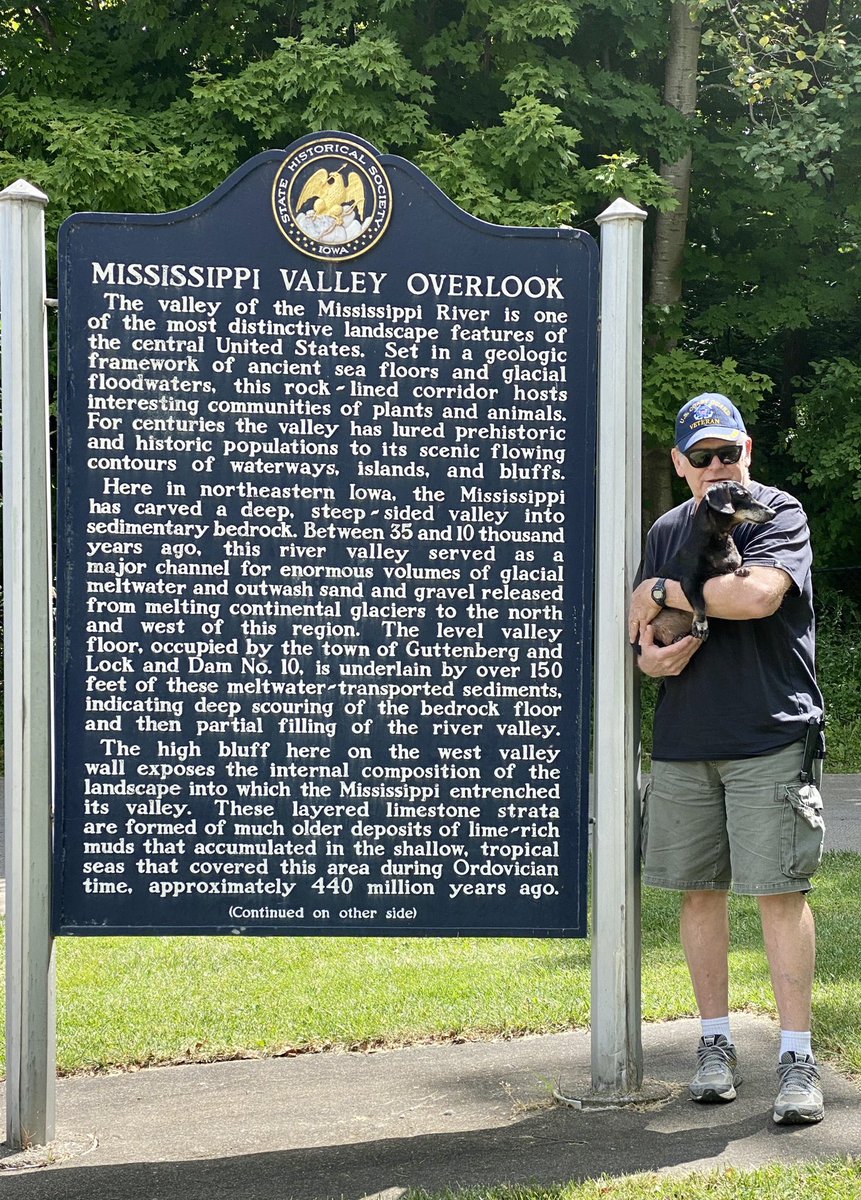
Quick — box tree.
[650,2,702,311]
[0,2,682,260]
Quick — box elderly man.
[629,393,826,1124]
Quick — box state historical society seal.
[272,136,392,260]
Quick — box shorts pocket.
[777,782,825,879]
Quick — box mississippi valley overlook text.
[60,246,585,934]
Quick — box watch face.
[652,582,666,604]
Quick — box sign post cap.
[0,179,49,205]
[596,197,647,224]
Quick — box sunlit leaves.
[695,0,861,183]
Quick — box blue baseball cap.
[675,393,747,453]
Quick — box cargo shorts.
[642,740,825,895]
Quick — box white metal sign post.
[1,179,57,1148]
[590,198,646,1097]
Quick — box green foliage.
[581,152,676,213]
[189,32,433,154]
[0,0,675,253]
[696,0,861,185]
[787,359,861,566]
[579,65,695,165]
[0,96,194,213]
[642,348,772,445]
[814,584,861,772]
[483,0,583,44]
[416,103,586,227]
[416,98,677,226]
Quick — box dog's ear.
[705,484,735,515]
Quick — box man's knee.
[757,890,814,931]
[681,891,730,939]
[682,889,729,915]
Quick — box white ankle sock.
[780,1030,813,1059]
[701,1017,732,1043]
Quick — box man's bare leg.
[758,892,815,1031]
[680,890,730,1017]
[681,890,740,1102]
[759,892,822,1123]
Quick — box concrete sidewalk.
[1,1014,860,1198]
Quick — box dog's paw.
[692,617,709,641]
[734,566,750,577]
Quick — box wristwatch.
[651,577,668,608]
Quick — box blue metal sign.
[54,132,598,936]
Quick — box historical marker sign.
[54,132,598,937]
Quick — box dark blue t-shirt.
[642,482,824,761]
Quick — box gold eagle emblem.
[296,165,365,225]
[273,135,391,258]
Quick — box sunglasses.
[682,444,744,469]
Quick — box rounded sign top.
[271,134,392,260]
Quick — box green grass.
[815,585,861,771]
[405,1161,861,1200]
[1,851,860,1077]
[39,929,595,1075]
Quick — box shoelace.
[777,1058,819,1092]
[697,1042,732,1072]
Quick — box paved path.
[1,1014,860,1197]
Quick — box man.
[629,393,826,1125]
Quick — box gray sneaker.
[773,1052,824,1124]
[689,1034,741,1103]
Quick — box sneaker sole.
[773,1107,824,1125]
[690,1084,738,1103]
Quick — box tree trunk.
[643,2,702,534]
[649,145,694,310]
[802,0,830,35]
[642,445,676,535]
[649,3,701,310]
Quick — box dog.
[650,481,776,646]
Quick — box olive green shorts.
[643,741,825,896]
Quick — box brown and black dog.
[651,481,776,646]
